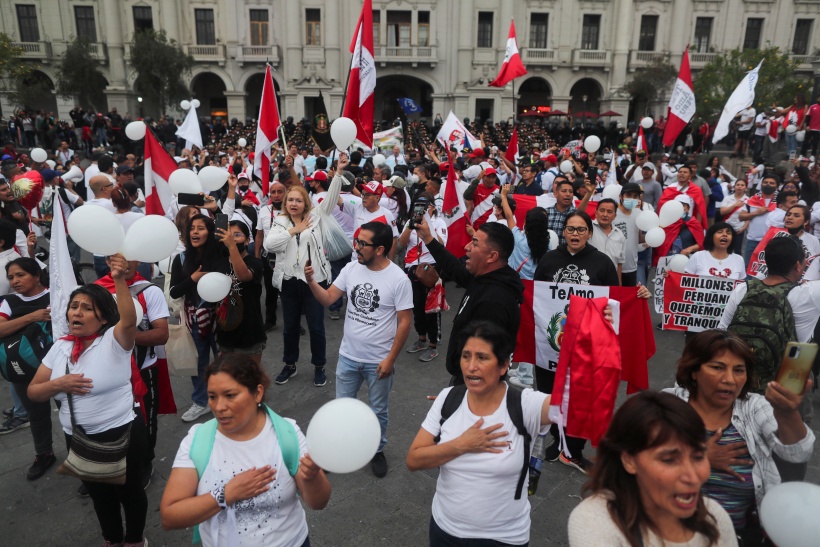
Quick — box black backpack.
[0,293,53,383]
[727,279,797,392]
[435,384,531,500]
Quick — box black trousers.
[534,366,586,458]
[139,365,159,470]
[407,266,441,345]
[12,381,53,455]
[262,254,280,324]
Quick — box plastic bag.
[322,214,353,261]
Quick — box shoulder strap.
[263,404,300,477]
[505,386,531,501]
[434,385,468,443]
[189,419,219,479]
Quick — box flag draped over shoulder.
[713,61,763,144]
[488,20,527,88]
[254,64,281,194]
[342,0,376,147]
[144,129,177,217]
[663,48,696,148]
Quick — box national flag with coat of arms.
[663,47,696,148]
[488,19,527,88]
[343,0,376,147]
[253,64,282,194]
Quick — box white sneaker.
[508,375,532,389]
[181,403,211,423]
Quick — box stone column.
[224,92,246,122]
[102,0,130,112]
[610,0,633,92]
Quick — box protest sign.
[662,272,741,332]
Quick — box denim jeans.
[636,248,651,287]
[786,133,798,156]
[190,321,217,407]
[329,256,350,312]
[280,277,326,366]
[9,383,27,418]
[336,354,393,452]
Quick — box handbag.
[166,310,199,377]
[56,363,130,485]
[414,263,440,289]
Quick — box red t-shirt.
[808,104,820,131]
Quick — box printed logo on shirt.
[614,220,628,240]
[708,267,732,278]
[552,264,590,285]
[351,283,380,314]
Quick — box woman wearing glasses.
[533,210,650,473]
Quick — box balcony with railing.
[12,41,52,60]
[628,50,669,71]
[236,45,279,67]
[86,42,108,63]
[571,49,612,69]
[689,52,718,67]
[521,48,557,65]
[790,54,818,70]
[374,45,437,67]
[184,44,226,66]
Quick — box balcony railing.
[87,42,108,63]
[236,45,279,66]
[12,41,52,60]
[689,52,718,67]
[521,48,557,64]
[184,44,226,65]
[572,49,612,69]
[790,54,818,70]
[628,50,669,70]
[374,45,437,67]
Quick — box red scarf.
[652,216,706,267]
[746,192,777,210]
[60,334,101,363]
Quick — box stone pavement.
[2,283,819,546]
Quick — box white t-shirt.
[87,197,117,213]
[0,248,22,295]
[754,112,768,136]
[340,202,399,259]
[255,204,284,241]
[421,386,549,545]
[43,328,135,435]
[766,208,787,229]
[403,215,448,266]
[379,189,411,220]
[117,210,144,233]
[718,194,748,231]
[745,200,772,241]
[613,208,639,273]
[718,281,820,342]
[293,154,306,179]
[173,415,309,547]
[83,163,100,200]
[684,251,746,280]
[739,107,756,131]
[332,260,413,363]
[129,281,171,369]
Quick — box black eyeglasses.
[353,238,377,248]
[565,226,589,235]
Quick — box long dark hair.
[583,391,720,547]
[387,185,408,221]
[66,284,119,334]
[524,207,549,263]
[182,214,227,277]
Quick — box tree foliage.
[0,32,33,106]
[128,29,193,115]
[693,47,805,121]
[56,38,107,111]
[624,58,678,102]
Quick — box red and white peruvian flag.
[662,47,696,148]
[144,128,177,217]
[342,0,375,147]
[253,65,281,195]
[441,151,471,258]
[489,19,527,88]
[505,127,520,164]
[636,125,647,152]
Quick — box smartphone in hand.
[215,213,229,234]
[776,342,818,395]
[178,193,206,206]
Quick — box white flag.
[175,104,203,150]
[436,112,482,151]
[712,61,763,144]
[49,193,79,338]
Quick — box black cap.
[115,165,134,175]
[621,182,644,195]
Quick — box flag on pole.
[606,151,618,188]
[254,65,282,195]
[144,128,177,217]
[342,0,376,147]
[662,48,696,148]
[636,126,647,152]
[311,91,335,154]
[441,151,471,258]
[175,103,203,150]
[488,20,527,88]
[397,98,423,115]
[49,192,78,339]
[505,127,520,164]
[436,111,482,151]
[712,60,763,144]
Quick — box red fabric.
[471,183,498,229]
[238,188,260,206]
[663,47,695,148]
[637,126,646,152]
[254,65,281,194]
[442,150,471,258]
[746,193,777,211]
[549,296,621,447]
[746,227,788,277]
[155,358,177,415]
[60,334,101,363]
[504,128,519,164]
[342,0,375,147]
[144,129,177,216]
[657,183,708,230]
[651,216,705,267]
[488,20,527,88]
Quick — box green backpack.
[189,404,300,544]
[727,278,797,393]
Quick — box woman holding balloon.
[160,354,331,547]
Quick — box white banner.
[435,111,482,151]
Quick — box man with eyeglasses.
[87,174,117,277]
[513,163,543,196]
[339,173,399,260]
[304,221,413,478]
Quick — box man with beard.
[255,181,286,330]
[305,222,413,478]
[740,175,780,266]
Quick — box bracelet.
[211,484,228,510]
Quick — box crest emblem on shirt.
[552,264,590,285]
[351,283,380,313]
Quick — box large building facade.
[2,0,820,124]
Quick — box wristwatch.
[211,484,227,510]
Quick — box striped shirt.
[702,423,755,528]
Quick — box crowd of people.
[0,95,818,546]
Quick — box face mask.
[597,169,604,175]
[761,185,776,195]
[236,243,246,254]
[271,200,282,210]
[623,198,639,210]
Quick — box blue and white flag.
[397,97,423,115]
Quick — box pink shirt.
[809,104,820,131]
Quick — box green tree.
[56,38,108,111]
[0,32,33,106]
[128,29,193,115]
[693,47,805,121]
[623,58,678,104]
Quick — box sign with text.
[662,272,741,332]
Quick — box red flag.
[505,127,520,164]
[663,47,696,148]
[488,20,527,88]
[441,151,471,258]
[637,126,647,152]
[253,65,281,195]
[144,129,177,217]
[342,0,375,147]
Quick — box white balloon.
[197,272,232,303]
[644,226,666,248]
[191,99,201,109]
[659,200,684,228]
[121,215,180,263]
[667,254,689,273]
[761,482,820,547]
[125,121,147,141]
[372,153,386,166]
[198,165,229,192]
[640,117,654,129]
[30,148,47,163]
[45,160,56,169]
[306,398,381,474]
[112,295,144,325]
[547,229,559,250]
[796,130,806,142]
[584,135,601,153]
[785,124,797,135]
[66,205,125,256]
[180,100,191,110]
[330,117,358,150]
[560,160,573,173]
[158,257,171,275]
[602,184,622,201]
[168,168,203,195]
[237,137,247,148]
[635,210,660,232]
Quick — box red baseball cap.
[306,170,328,183]
[357,181,384,196]
[484,167,497,176]
[544,154,558,163]
[469,149,485,158]
[439,162,450,172]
